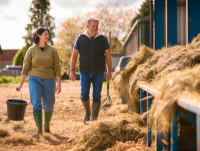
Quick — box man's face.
[87,20,98,36]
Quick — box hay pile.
[112,34,200,113]
[149,64,200,131]
[111,71,121,95]
[107,139,154,151]
[67,113,148,151]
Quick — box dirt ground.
[0,81,154,151]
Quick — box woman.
[16,27,61,134]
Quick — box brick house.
[1,49,18,69]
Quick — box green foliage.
[0,76,12,83]
[12,46,27,65]
[118,48,124,53]
[13,0,55,65]
[61,72,69,80]
[24,0,55,47]
[130,0,150,27]
[0,76,28,83]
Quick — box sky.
[0,0,145,49]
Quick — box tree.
[130,0,150,27]
[54,17,83,74]
[12,47,26,66]
[55,3,135,73]
[84,3,134,52]
[13,0,55,65]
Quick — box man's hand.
[106,72,112,81]
[70,71,76,82]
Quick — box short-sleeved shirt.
[74,35,110,51]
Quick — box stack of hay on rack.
[111,34,200,129]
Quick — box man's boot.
[91,102,101,121]
[33,110,42,134]
[44,112,52,133]
[81,100,91,124]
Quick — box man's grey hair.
[86,17,99,25]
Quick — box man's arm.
[105,48,112,80]
[70,48,79,81]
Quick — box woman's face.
[39,30,49,43]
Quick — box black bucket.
[6,91,28,121]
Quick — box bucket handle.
[12,89,22,103]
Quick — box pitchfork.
[101,79,112,112]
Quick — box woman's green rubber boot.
[44,112,52,133]
[33,110,43,134]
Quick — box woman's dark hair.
[32,27,49,44]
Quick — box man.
[70,17,112,124]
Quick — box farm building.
[155,0,200,49]
[116,0,200,150]
[123,16,150,56]
[0,49,18,69]
[124,0,200,55]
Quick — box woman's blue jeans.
[80,72,104,103]
[29,75,56,113]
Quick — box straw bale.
[107,141,136,151]
[111,71,121,95]
[13,123,24,131]
[0,135,34,145]
[0,129,10,138]
[67,113,147,151]
[120,46,155,113]
[106,104,129,117]
[195,41,200,49]
[4,119,9,124]
[192,33,200,43]
[107,139,154,151]
[149,65,200,131]
[116,34,200,113]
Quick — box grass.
[0,76,28,84]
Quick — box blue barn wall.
[155,0,164,50]
[188,0,200,42]
[168,0,177,46]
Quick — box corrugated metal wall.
[124,27,138,56]
[124,20,150,56]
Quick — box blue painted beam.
[178,106,196,127]
[168,0,177,46]
[140,89,145,115]
[156,121,170,151]
[155,0,164,50]
[147,93,152,147]
[197,115,200,151]
[171,106,178,151]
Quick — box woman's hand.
[55,77,61,94]
[16,84,22,92]
[15,74,27,92]
[56,84,61,94]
